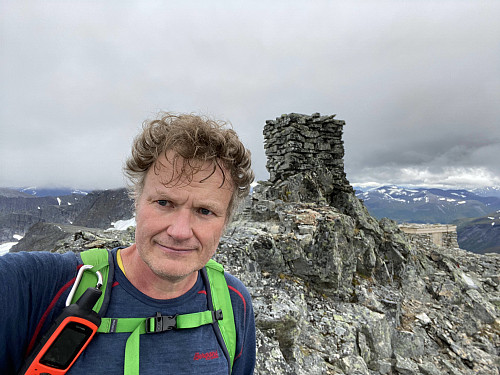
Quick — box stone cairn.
[263,112,352,194]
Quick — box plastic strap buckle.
[213,309,223,321]
[145,312,177,333]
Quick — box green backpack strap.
[96,259,237,375]
[72,248,113,314]
[204,259,236,373]
[74,254,235,375]
[98,310,226,375]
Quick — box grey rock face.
[10,222,134,253]
[0,188,134,243]
[71,189,134,229]
[0,193,79,242]
[231,113,499,374]
[217,194,499,374]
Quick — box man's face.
[134,151,233,282]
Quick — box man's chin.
[147,260,201,282]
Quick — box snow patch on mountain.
[17,187,89,197]
[0,234,23,256]
[108,217,136,231]
[0,242,16,256]
[356,185,500,226]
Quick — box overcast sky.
[1,0,499,190]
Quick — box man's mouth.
[155,241,196,253]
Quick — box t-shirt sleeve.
[0,251,79,374]
[225,273,256,375]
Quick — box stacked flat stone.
[399,224,460,250]
[264,113,349,188]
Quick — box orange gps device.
[18,286,102,375]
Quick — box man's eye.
[199,208,213,216]
[157,200,169,207]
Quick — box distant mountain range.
[354,185,500,254]
[1,185,498,255]
[454,212,500,254]
[0,187,134,249]
[354,185,500,223]
[12,187,89,197]
[470,186,500,199]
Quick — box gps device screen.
[39,321,93,370]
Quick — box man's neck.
[119,245,198,299]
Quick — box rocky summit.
[12,113,500,374]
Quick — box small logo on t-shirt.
[193,350,219,361]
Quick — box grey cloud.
[1,1,499,189]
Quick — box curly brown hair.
[124,112,254,219]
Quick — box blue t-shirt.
[0,249,255,374]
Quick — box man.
[0,112,256,374]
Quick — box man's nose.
[166,208,193,240]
